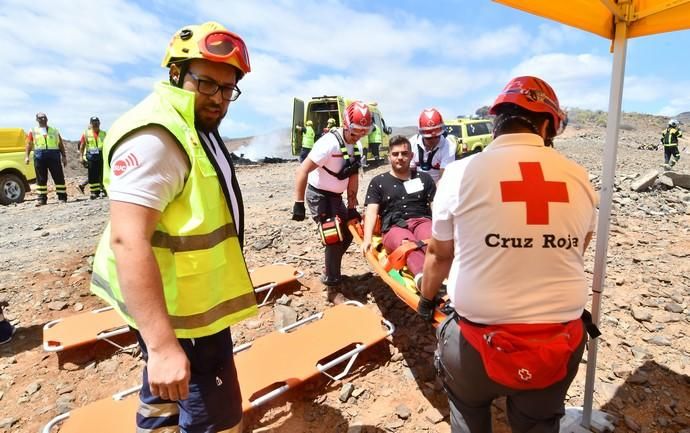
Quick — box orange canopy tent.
[493,1,690,431]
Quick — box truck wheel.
[0,173,26,205]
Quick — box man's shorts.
[135,328,242,433]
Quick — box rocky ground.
[0,114,689,433]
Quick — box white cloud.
[457,26,531,60]
[1,0,684,145]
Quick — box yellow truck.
[291,95,393,160]
[0,128,36,205]
[444,118,494,158]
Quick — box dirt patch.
[1,118,689,432]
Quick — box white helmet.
[669,119,679,128]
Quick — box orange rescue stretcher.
[42,264,304,352]
[42,301,394,433]
[348,220,453,327]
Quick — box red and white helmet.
[489,76,568,136]
[418,108,444,138]
[343,101,373,134]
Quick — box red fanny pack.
[459,319,584,390]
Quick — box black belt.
[307,184,342,198]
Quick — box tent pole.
[581,19,628,430]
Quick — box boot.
[0,320,15,345]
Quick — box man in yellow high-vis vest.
[90,22,257,433]
[24,112,67,205]
[78,116,107,199]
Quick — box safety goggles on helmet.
[187,71,241,101]
[197,30,251,73]
[162,22,251,77]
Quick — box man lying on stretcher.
[360,135,436,287]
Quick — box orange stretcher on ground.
[42,264,304,352]
[348,220,452,327]
[42,301,394,433]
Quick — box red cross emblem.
[500,162,569,225]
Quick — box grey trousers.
[435,315,586,433]
[305,186,353,281]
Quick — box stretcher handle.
[42,413,70,433]
[248,383,290,408]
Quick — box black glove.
[346,207,361,223]
[82,159,89,168]
[292,201,306,221]
[417,295,436,323]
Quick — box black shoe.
[0,320,15,345]
[36,200,47,207]
[90,194,98,200]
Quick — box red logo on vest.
[113,153,140,177]
[500,162,568,225]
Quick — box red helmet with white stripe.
[489,76,567,136]
[418,108,444,138]
[343,101,373,134]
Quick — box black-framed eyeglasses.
[187,71,241,101]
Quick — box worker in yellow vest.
[78,116,107,199]
[295,119,316,162]
[90,22,256,433]
[660,119,683,168]
[24,112,67,205]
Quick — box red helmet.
[343,101,373,134]
[418,108,444,138]
[489,76,567,136]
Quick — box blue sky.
[3,0,689,142]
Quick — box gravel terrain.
[0,114,689,433]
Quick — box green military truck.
[0,128,36,205]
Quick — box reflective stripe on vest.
[151,222,236,252]
[91,271,256,331]
[90,82,257,339]
[32,127,60,150]
[85,129,106,151]
[663,128,682,146]
[302,126,315,149]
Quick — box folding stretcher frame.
[42,264,304,352]
[42,301,394,433]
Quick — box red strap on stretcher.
[381,239,428,272]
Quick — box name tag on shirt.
[404,177,423,194]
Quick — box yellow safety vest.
[31,127,60,150]
[368,124,382,144]
[302,126,315,149]
[91,82,257,339]
[84,129,106,152]
[662,127,682,146]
